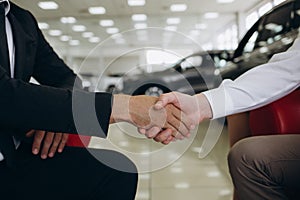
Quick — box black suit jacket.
[0,3,112,140]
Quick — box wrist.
[111,94,131,123]
[195,93,213,121]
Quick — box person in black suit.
[0,1,190,199]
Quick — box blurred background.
[12,0,295,199]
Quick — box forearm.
[0,69,112,137]
[203,39,300,119]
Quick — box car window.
[292,0,300,28]
[255,3,293,48]
[180,56,203,70]
[243,31,259,53]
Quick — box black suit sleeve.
[0,67,112,138]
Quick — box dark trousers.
[0,143,138,200]
[228,135,300,200]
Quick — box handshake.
[110,92,213,145]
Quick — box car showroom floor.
[88,120,233,200]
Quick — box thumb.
[155,93,177,110]
[26,129,35,137]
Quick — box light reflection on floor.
[89,121,233,200]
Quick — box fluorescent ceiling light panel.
[170,4,187,12]
[48,29,62,36]
[128,0,145,6]
[38,1,58,10]
[72,25,86,32]
[88,6,106,15]
[60,35,71,42]
[69,40,80,46]
[38,22,49,29]
[60,17,76,24]
[106,27,119,34]
[82,32,94,38]
[132,14,147,21]
[100,20,114,27]
[217,0,234,3]
[89,37,101,43]
[165,26,177,31]
[166,17,181,24]
[204,12,219,19]
[134,23,147,29]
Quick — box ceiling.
[11,0,261,58]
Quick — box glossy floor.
[89,120,233,200]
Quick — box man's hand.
[110,94,193,139]
[139,92,213,144]
[26,130,69,159]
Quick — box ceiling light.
[132,14,147,21]
[60,17,76,24]
[170,167,183,173]
[165,26,177,31]
[60,35,71,42]
[134,23,147,29]
[82,32,94,38]
[170,4,187,12]
[195,23,207,30]
[100,19,114,27]
[89,37,101,43]
[106,27,119,34]
[166,17,181,25]
[128,0,145,6]
[174,182,190,189]
[207,171,221,178]
[69,40,80,46]
[204,12,219,19]
[38,22,49,29]
[217,0,234,3]
[38,1,58,10]
[48,29,62,36]
[111,33,123,40]
[72,25,86,32]
[88,6,106,15]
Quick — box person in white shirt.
[141,36,300,199]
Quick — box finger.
[26,129,35,137]
[32,130,46,155]
[167,105,196,130]
[162,136,174,145]
[153,129,173,143]
[165,115,189,139]
[145,127,161,139]
[48,133,63,158]
[138,128,146,135]
[167,105,191,136]
[155,92,178,110]
[41,132,55,159]
[58,133,69,153]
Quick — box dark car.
[219,0,300,80]
[118,50,230,96]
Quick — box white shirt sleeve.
[203,38,300,119]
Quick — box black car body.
[119,50,230,96]
[219,0,300,80]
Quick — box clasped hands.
[111,92,213,145]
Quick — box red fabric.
[249,89,300,136]
[66,135,91,147]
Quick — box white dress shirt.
[203,36,300,119]
[0,0,16,161]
